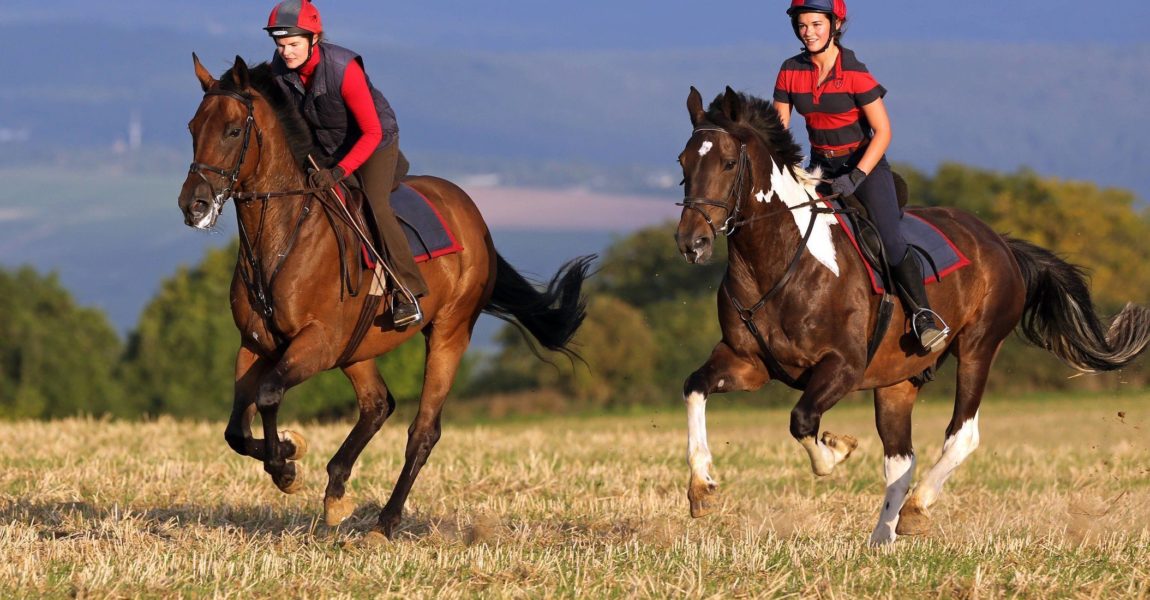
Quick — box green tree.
[0,266,123,419]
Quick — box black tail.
[1008,237,1150,372]
[483,252,594,357]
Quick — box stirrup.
[391,295,423,327]
[912,309,950,352]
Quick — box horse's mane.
[706,91,806,171]
[219,62,318,170]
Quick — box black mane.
[706,92,806,170]
[219,61,319,170]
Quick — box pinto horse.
[675,87,1150,545]
[177,55,592,538]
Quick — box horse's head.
[178,54,264,230]
[675,86,810,264]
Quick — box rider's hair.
[790,11,848,46]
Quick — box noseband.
[188,88,260,210]
[676,126,750,237]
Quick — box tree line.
[2,162,1148,421]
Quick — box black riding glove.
[309,165,345,190]
[831,167,867,197]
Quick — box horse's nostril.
[694,237,710,249]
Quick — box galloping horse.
[178,55,591,538]
[675,87,1150,545]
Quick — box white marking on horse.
[870,454,915,545]
[760,160,840,276]
[698,140,713,157]
[911,412,980,510]
[685,392,715,486]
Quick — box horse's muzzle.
[178,179,220,229]
[677,232,713,264]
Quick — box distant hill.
[0,21,1147,198]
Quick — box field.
[1,392,1148,598]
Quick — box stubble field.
[1,392,1147,598]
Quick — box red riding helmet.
[786,0,847,21]
[265,0,323,38]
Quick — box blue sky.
[7,1,1147,50]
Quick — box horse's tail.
[483,252,595,357]
[1007,237,1150,372]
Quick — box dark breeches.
[359,138,429,297]
[812,153,907,263]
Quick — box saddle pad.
[826,198,970,295]
[391,182,464,263]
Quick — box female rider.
[265,0,426,327]
[772,0,947,352]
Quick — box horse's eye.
[228,128,242,138]
[724,159,737,170]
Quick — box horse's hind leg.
[682,342,769,517]
[376,326,468,538]
[897,341,995,536]
[870,380,918,546]
[224,346,308,463]
[323,359,396,527]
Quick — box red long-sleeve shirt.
[297,46,384,175]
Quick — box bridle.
[677,123,853,388]
[188,88,261,213]
[676,127,751,238]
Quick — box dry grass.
[1,391,1148,598]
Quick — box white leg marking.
[685,392,714,485]
[698,140,713,156]
[914,412,980,509]
[870,454,916,546]
[799,436,837,476]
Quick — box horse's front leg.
[225,345,308,464]
[790,353,863,476]
[682,342,769,517]
[254,325,333,494]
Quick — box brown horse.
[675,87,1150,545]
[177,55,591,538]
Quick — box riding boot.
[891,249,949,352]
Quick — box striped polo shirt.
[773,47,886,153]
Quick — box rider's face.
[275,35,314,70]
[796,13,834,52]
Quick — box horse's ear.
[193,52,215,91]
[687,86,705,127]
[231,55,250,89]
[722,86,742,122]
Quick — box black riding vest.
[271,42,399,160]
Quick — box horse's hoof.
[279,430,308,461]
[361,530,390,546]
[377,510,402,539]
[896,504,931,536]
[868,525,897,547]
[688,479,720,518]
[324,496,356,527]
[273,462,304,495]
[821,431,858,463]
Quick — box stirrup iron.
[912,308,949,352]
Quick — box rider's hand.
[831,167,867,197]
[309,165,346,190]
